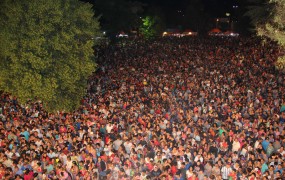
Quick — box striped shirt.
[221,165,233,179]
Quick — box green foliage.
[256,0,285,46]
[139,16,158,39]
[0,0,100,112]
[245,0,285,71]
[144,6,166,36]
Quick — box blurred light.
[118,34,128,37]
[226,13,230,17]
[163,32,167,36]
[216,19,219,22]
[103,31,106,35]
[188,32,192,35]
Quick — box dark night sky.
[85,0,240,18]
[136,0,239,17]
[135,0,241,28]
[83,0,245,30]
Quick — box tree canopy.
[139,16,159,39]
[0,0,100,112]
[244,0,272,32]
[245,0,285,71]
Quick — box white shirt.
[232,140,241,152]
[59,153,67,164]
[186,170,194,178]
[66,160,73,170]
[221,166,232,179]
[194,155,203,163]
[106,124,113,133]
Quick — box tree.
[144,6,166,36]
[244,0,272,31]
[139,16,157,39]
[245,0,285,71]
[0,0,101,112]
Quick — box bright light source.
[163,32,167,36]
[216,19,219,22]
[103,31,106,35]
[188,32,192,35]
[118,34,128,37]
[226,13,230,16]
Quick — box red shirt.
[171,165,177,176]
[188,177,198,180]
[24,172,34,180]
[146,163,153,171]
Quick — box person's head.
[15,174,22,180]
[263,170,269,176]
[153,165,158,171]
[275,170,281,178]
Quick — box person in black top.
[209,142,218,157]
[150,165,162,178]
[98,157,107,180]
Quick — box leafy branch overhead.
[245,0,285,71]
[0,0,101,112]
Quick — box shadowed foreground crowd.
[0,37,285,180]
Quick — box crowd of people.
[0,36,285,180]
